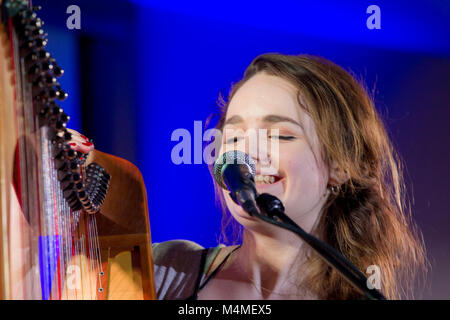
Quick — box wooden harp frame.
[0,0,156,299]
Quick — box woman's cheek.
[282,152,325,213]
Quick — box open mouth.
[254,174,282,185]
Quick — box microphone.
[214,151,259,215]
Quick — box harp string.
[93,214,104,297]
[11,20,42,299]
[8,6,104,300]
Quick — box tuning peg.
[58,112,70,123]
[50,113,69,130]
[38,102,62,124]
[51,137,63,147]
[20,37,35,50]
[56,158,69,171]
[35,88,59,101]
[34,91,57,106]
[57,169,72,182]
[33,75,57,88]
[66,149,77,160]
[37,18,44,28]
[55,87,68,101]
[49,58,64,77]
[25,49,50,65]
[27,17,43,29]
[41,60,53,72]
[17,14,43,31]
[57,129,72,141]
[18,9,36,19]
[61,181,75,192]
[17,9,29,19]
[67,198,82,211]
[21,36,47,50]
[72,173,81,183]
[20,27,44,39]
[77,190,89,202]
[53,65,64,77]
[38,102,51,117]
[59,159,78,172]
[48,88,59,99]
[38,50,50,61]
[34,37,48,49]
[17,12,37,26]
[54,149,66,161]
[46,75,57,86]
[50,104,63,116]
[65,189,77,204]
[75,182,83,191]
[69,161,78,170]
[28,61,53,82]
[27,63,41,79]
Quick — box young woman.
[71,53,427,300]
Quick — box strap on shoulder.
[198,246,240,291]
[185,248,208,301]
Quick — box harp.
[0,0,156,299]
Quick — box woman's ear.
[328,159,349,186]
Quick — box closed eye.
[269,135,296,141]
[225,136,244,144]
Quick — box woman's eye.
[269,135,296,141]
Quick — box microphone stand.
[247,192,386,300]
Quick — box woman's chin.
[230,206,289,237]
[254,178,286,204]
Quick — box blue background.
[34,0,449,298]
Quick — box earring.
[329,184,340,195]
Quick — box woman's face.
[219,72,331,234]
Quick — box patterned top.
[152,239,236,300]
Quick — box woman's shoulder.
[151,239,226,300]
[152,239,206,261]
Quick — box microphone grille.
[213,150,256,189]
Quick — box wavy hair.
[207,53,428,299]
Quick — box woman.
[71,53,427,300]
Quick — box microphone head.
[214,150,256,189]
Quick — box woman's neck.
[233,229,310,298]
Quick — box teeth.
[255,175,276,184]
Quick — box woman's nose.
[245,131,271,167]
[221,128,272,166]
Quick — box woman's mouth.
[252,168,285,196]
[254,174,282,185]
[253,174,285,197]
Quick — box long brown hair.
[207,53,428,299]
